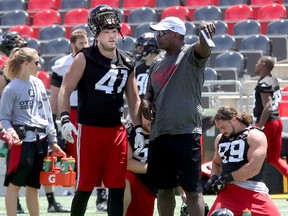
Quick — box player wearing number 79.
[206,106,280,216]
[57,4,144,216]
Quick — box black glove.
[205,175,219,193]
[212,173,234,193]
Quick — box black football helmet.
[88,4,122,36]
[211,208,234,216]
[134,32,159,61]
[0,31,28,56]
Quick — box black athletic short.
[4,139,48,189]
[147,133,202,192]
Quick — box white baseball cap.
[150,16,186,35]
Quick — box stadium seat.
[213,34,236,51]
[121,22,132,36]
[267,19,288,35]
[64,8,89,38]
[37,70,51,90]
[185,21,196,35]
[224,4,254,34]
[64,8,89,25]
[1,9,29,26]
[185,0,218,6]
[267,35,288,61]
[27,37,41,53]
[161,6,191,21]
[258,3,287,19]
[116,36,135,54]
[32,9,61,38]
[194,5,222,21]
[42,38,70,55]
[185,0,219,19]
[122,0,155,8]
[184,35,199,44]
[233,19,261,35]
[127,7,157,24]
[8,25,35,38]
[219,0,246,6]
[0,0,25,11]
[213,20,228,35]
[155,0,179,8]
[32,9,61,26]
[258,3,287,33]
[134,22,155,38]
[48,55,65,73]
[240,34,271,56]
[90,0,119,8]
[205,67,218,81]
[250,0,276,5]
[60,0,88,9]
[39,25,66,41]
[122,0,155,16]
[214,50,245,78]
[28,0,57,10]
[204,67,218,92]
[214,67,239,92]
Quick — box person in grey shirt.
[142,17,215,216]
[0,47,65,216]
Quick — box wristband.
[60,111,69,118]
[60,112,70,126]
[223,173,234,183]
[134,125,142,129]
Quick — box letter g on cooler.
[48,174,56,183]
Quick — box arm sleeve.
[50,72,63,88]
[0,86,15,131]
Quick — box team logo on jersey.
[28,89,35,97]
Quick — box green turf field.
[0,194,287,215]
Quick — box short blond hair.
[70,28,87,44]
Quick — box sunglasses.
[156,30,170,37]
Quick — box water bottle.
[43,157,52,172]
[242,208,252,216]
[67,156,75,171]
[0,140,8,157]
[60,157,70,173]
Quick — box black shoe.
[17,205,25,214]
[48,202,70,213]
[96,200,107,212]
[17,199,25,214]
[96,189,108,212]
